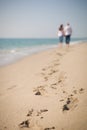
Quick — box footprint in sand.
[50,82,58,89]
[36,109,48,116]
[19,120,43,130]
[43,70,57,80]
[7,85,17,90]
[43,69,58,81]
[44,126,55,130]
[79,88,84,94]
[42,65,53,72]
[19,108,49,129]
[53,62,60,66]
[60,99,64,102]
[44,76,49,81]
[33,85,47,96]
[19,119,30,128]
[73,90,77,94]
[28,118,42,130]
[56,52,63,56]
[27,109,34,117]
[58,71,67,86]
[42,68,46,71]
[45,67,58,75]
[27,108,48,117]
[62,97,79,112]
[40,109,48,113]
[40,58,60,83]
[73,88,84,95]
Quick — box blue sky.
[0,0,87,38]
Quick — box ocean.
[0,38,87,66]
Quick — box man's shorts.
[65,35,71,44]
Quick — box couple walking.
[58,23,72,47]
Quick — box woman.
[58,24,64,46]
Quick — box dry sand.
[0,43,87,130]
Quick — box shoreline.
[0,47,56,68]
[0,42,87,130]
[0,38,87,67]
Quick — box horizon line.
[0,37,87,39]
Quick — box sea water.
[0,38,87,66]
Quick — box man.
[64,23,72,47]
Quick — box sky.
[0,0,87,38]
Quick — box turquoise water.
[0,38,87,66]
[0,38,58,49]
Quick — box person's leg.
[59,36,63,48]
[66,35,70,47]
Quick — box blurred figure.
[58,24,64,47]
[64,23,72,47]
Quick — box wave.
[0,39,87,67]
[0,44,57,66]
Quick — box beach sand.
[0,43,87,130]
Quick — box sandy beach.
[0,43,87,130]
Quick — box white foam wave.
[0,44,57,66]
